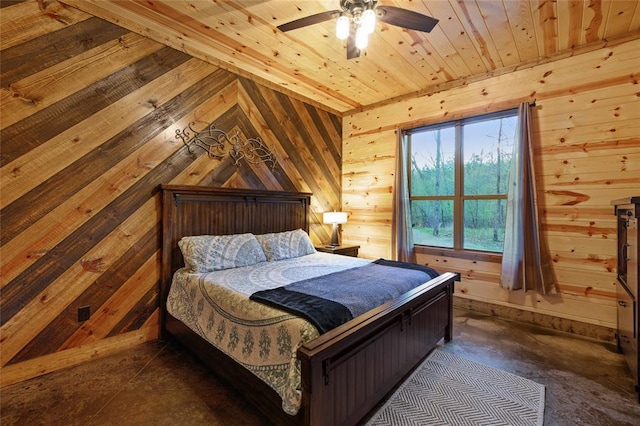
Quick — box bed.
[160,185,459,426]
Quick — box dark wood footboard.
[298,271,457,426]
[159,185,459,425]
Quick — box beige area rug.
[366,349,545,426]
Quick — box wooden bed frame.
[160,185,459,426]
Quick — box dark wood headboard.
[159,185,312,330]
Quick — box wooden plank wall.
[0,1,341,386]
[342,36,640,333]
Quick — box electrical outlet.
[78,306,90,322]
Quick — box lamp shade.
[355,25,368,50]
[361,9,376,34]
[323,211,348,225]
[336,15,349,40]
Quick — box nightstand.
[315,244,360,257]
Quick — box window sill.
[414,245,502,263]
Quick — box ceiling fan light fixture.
[361,8,376,34]
[336,15,350,40]
[355,25,368,50]
[277,0,438,60]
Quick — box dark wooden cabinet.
[315,245,360,257]
[613,197,640,402]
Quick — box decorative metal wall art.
[175,122,277,169]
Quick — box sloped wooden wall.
[342,37,640,337]
[0,1,341,386]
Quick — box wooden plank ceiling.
[60,0,640,115]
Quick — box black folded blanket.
[250,259,438,334]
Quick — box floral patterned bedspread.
[166,252,370,415]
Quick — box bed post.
[445,272,460,342]
[159,187,175,341]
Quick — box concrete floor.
[2,309,640,425]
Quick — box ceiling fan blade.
[346,27,360,59]
[376,5,439,33]
[277,10,339,32]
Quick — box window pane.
[463,117,516,195]
[463,199,506,252]
[410,127,455,196]
[411,200,453,248]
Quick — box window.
[407,109,518,253]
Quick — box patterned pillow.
[178,233,267,273]
[255,229,316,261]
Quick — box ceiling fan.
[277,0,439,59]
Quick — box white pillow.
[255,229,316,261]
[178,233,266,273]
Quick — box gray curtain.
[391,129,415,262]
[501,102,555,293]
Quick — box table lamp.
[323,211,348,247]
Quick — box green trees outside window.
[408,110,517,253]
